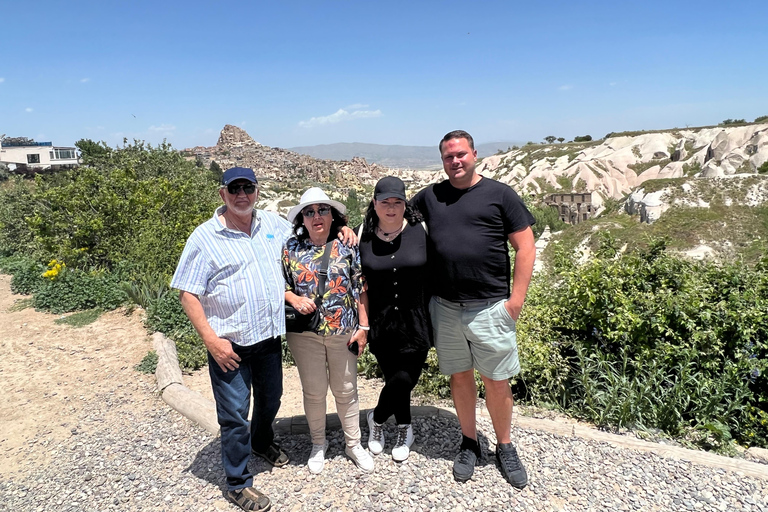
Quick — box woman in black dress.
[358,176,431,462]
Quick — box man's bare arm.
[505,226,536,321]
[178,290,241,372]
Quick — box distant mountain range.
[287,141,522,169]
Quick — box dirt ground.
[0,274,155,475]
[0,273,385,477]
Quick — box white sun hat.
[287,187,347,222]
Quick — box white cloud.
[0,78,5,83]
[148,124,176,133]
[80,78,90,83]
[298,107,382,128]
[558,85,573,91]
[25,107,33,112]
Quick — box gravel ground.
[2,383,766,512]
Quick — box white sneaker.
[307,440,328,474]
[391,424,414,462]
[367,410,385,455]
[345,444,374,472]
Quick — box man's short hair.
[439,130,475,154]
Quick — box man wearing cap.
[411,130,536,489]
[171,167,287,511]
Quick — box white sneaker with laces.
[345,443,374,472]
[391,424,414,462]
[307,440,328,474]
[367,410,385,455]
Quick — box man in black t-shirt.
[412,130,535,488]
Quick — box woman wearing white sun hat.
[282,187,374,474]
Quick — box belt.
[434,296,506,308]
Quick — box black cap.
[221,167,258,186]
[374,176,406,201]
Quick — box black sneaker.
[252,442,289,467]
[452,447,478,482]
[496,442,528,489]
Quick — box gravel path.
[1,385,766,512]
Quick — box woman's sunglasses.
[227,183,257,195]
[302,205,332,218]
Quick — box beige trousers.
[286,331,361,447]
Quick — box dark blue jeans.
[208,336,283,491]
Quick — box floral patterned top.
[282,237,365,336]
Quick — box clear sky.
[2,0,766,151]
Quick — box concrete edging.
[152,332,768,480]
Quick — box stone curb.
[152,333,768,481]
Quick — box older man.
[171,167,290,511]
[412,130,536,489]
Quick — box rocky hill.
[477,123,768,207]
[184,125,441,214]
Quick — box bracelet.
[357,325,370,331]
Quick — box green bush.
[573,135,592,142]
[0,140,220,278]
[755,115,768,123]
[135,350,159,374]
[0,255,46,295]
[145,291,207,370]
[517,239,768,449]
[33,268,127,314]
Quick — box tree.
[557,137,565,143]
[544,136,557,144]
[573,135,593,142]
[209,160,223,182]
[75,139,111,164]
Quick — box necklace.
[376,221,405,242]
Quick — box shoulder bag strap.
[314,241,333,307]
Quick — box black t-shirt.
[411,177,535,302]
[358,222,431,355]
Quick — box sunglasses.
[302,205,332,218]
[226,182,257,195]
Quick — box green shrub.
[517,240,768,449]
[33,268,127,313]
[135,350,159,374]
[145,292,207,370]
[755,115,768,123]
[573,135,592,142]
[0,255,46,295]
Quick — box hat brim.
[287,199,347,222]
[374,192,406,201]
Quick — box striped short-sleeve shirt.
[170,205,292,346]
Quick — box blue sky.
[2,0,766,150]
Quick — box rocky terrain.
[479,123,768,211]
[188,124,768,236]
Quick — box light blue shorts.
[429,296,520,380]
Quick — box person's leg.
[465,299,521,444]
[376,350,428,425]
[248,337,288,466]
[480,376,513,444]
[325,333,360,446]
[451,369,478,440]
[208,348,253,491]
[287,331,329,445]
[466,299,528,488]
[371,352,398,424]
[429,297,476,437]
